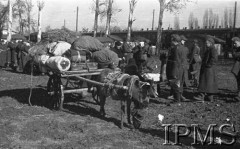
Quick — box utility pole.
[233,1,237,36]
[152,9,155,30]
[64,19,66,28]
[76,6,79,32]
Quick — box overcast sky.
[3,0,240,31]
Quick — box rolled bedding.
[45,56,71,71]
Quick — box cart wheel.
[47,75,62,110]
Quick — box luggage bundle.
[29,36,105,72]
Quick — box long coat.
[166,44,184,92]
[231,47,240,76]
[198,46,218,93]
[166,44,183,80]
[189,45,201,72]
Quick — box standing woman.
[189,39,201,87]
[194,37,218,101]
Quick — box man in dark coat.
[166,34,188,102]
[180,35,191,88]
[231,37,240,100]
[189,39,201,86]
[92,47,119,69]
[122,41,133,64]
[194,37,218,101]
[111,41,125,69]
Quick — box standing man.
[111,41,125,69]
[166,34,188,102]
[122,40,133,64]
[189,39,201,87]
[194,37,218,102]
[231,37,240,100]
[180,35,191,88]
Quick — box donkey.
[94,68,150,129]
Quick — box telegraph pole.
[64,19,66,28]
[233,1,237,36]
[152,9,155,30]
[76,6,79,32]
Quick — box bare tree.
[202,9,209,28]
[111,25,121,32]
[45,25,51,32]
[0,1,8,39]
[126,0,137,41]
[104,0,113,36]
[188,12,194,29]
[208,8,214,28]
[97,0,121,36]
[194,18,198,29]
[229,9,233,27]
[156,0,192,54]
[37,0,44,42]
[7,0,12,42]
[174,15,180,30]
[221,17,224,28]
[212,14,219,28]
[93,0,99,37]
[224,8,228,27]
[25,0,33,39]
[13,0,27,34]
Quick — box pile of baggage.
[28,36,105,72]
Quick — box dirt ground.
[0,59,240,149]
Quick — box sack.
[193,54,202,63]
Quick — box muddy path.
[0,60,240,149]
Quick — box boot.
[180,94,190,102]
[206,94,214,102]
[194,93,205,101]
[174,93,181,102]
[234,91,240,101]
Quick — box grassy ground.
[0,59,240,149]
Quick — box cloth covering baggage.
[92,47,119,68]
[45,56,71,71]
[71,36,103,52]
[48,41,71,56]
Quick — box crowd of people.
[106,34,240,102]
[2,34,240,102]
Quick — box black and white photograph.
[0,0,240,148]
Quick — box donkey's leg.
[120,99,125,129]
[127,99,132,125]
[99,93,107,116]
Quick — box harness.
[127,75,139,99]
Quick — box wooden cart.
[46,68,128,110]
